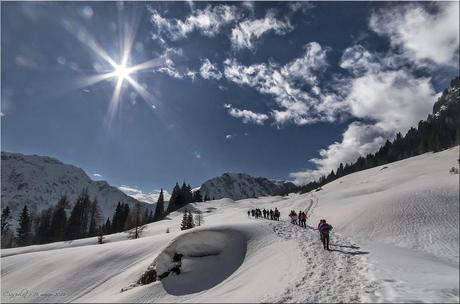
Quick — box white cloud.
[224,42,338,126]
[290,122,389,184]
[79,6,94,19]
[346,70,435,133]
[193,151,201,159]
[281,42,328,84]
[230,12,293,49]
[14,56,37,68]
[288,2,315,14]
[241,1,255,13]
[92,173,103,178]
[225,134,233,139]
[339,44,378,76]
[291,44,438,184]
[155,48,197,80]
[119,185,171,204]
[226,105,269,125]
[149,4,240,40]
[369,2,459,67]
[199,58,222,80]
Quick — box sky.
[1,1,459,200]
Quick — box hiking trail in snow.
[264,219,379,303]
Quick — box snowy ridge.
[1,148,458,303]
[200,172,297,200]
[1,152,151,222]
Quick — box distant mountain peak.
[1,151,151,221]
[200,172,298,201]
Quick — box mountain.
[199,172,298,200]
[1,152,152,222]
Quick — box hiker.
[298,210,302,226]
[300,212,307,228]
[262,209,266,219]
[270,209,274,220]
[274,208,280,221]
[289,211,295,224]
[318,219,325,240]
[247,210,250,218]
[291,211,298,225]
[319,220,333,250]
[251,209,255,217]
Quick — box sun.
[72,18,164,126]
[114,63,131,82]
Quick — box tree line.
[299,76,460,193]
[1,189,157,248]
[1,182,207,248]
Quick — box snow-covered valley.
[1,147,459,303]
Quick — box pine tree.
[16,205,32,246]
[187,212,195,229]
[192,190,203,202]
[66,189,92,240]
[1,206,13,248]
[180,211,193,231]
[122,203,130,230]
[49,196,68,242]
[154,189,165,221]
[35,207,53,244]
[167,183,181,213]
[1,206,12,234]
[88,199,101,237]
[111,202,123,233]
[104,218,111,234]
[185,184,193,204]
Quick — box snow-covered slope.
[200,172,298,200]
[1,152,151,221]
[1,147,458,303]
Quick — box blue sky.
[1,1,458,199]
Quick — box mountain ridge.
[1,151,152,222]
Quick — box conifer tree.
[104,218,111,234]
[154,189,165,221]
[1,206,13,248]
[192,190,203,202]
[1,206,12,233]
[35,207,53,244]
[167,183,181,213]
[16,205,32,246]
[49,196,68,242]
[88,199,101,237]
[111,202,123,233]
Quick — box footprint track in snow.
[264,220,378,303]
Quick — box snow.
[1,152,151,223]
[1,147,459,303]
[200,172,295,200]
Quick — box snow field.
[1,147,459,303]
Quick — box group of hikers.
[288,210,308,228]
[247,207,334,251]
[248,208,280,221]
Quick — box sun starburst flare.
[69,16,162,126]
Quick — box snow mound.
[149,228,247,295]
